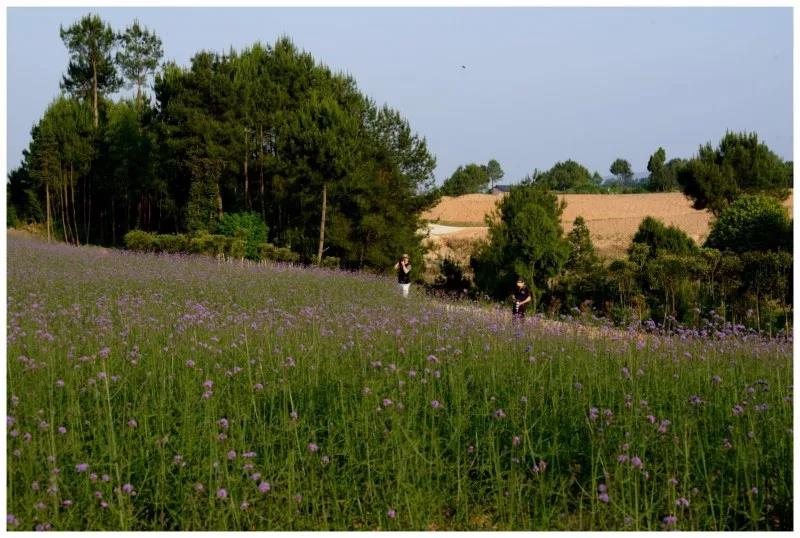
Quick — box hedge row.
[123,230,341,268]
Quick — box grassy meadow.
[6,232,793,531]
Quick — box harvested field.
[422,192,793,262]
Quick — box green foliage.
[259,243,302,263]
[629,216,698,260]
[531,160,603,193]
[609,158,633,184]
[215,211,269,260]
[439,163,491,196]
[646,148,682,192]
[124,229,158,251]
[472,182,570,304]
[320,256,341,269]
[677,131,791,215]
[185,156,223,233]
[486,159,504,190]
[434,257,472,294]
[705,194,792,254]
[59,14,121,126]
[115,19,163,106]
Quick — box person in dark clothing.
[394,253,412,297]
[512,277,532,319]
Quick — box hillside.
[422,192,794,264]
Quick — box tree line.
[434,131,793,334]
[8,14,439,270]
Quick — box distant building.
[491,185,512,195]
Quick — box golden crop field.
[422,192,794,262]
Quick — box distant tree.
[185,155,224,232]
[116,19,164,109]
[60,14,121,128]
[646,147,680,192]
[533,160,600,193]
[629,216,698,261]
[471,181,570,307]
[486,159,504,191]
[705,194,792,254]
[610,158,634,185]
[677,131,791,215]
[440,163,490,196]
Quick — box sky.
[5,6,794,185]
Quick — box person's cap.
[402,253,410,259]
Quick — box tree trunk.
[216,190,224,221]
[259,125,265,220]
[92,59,99,129]
[317,182,327,265]
[70,164,80,245]
[58,174,70,244]
[244,128,250,210]
[46,184,52,242]
[112,198,116,246]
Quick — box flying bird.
[461,65,466,69]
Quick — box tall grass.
[6,233,792,530]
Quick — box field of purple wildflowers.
[6,232,793,530]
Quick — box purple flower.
[711,375,722,385]
[194,483,205,493]
[668,477,679,485]
[240,501,250,510]
[101,474,110,482]
[202,380,213,389]
[185,359,195,368]
[598,484,607,493]
[657,419,671,434]
[308,443,319,453]
[254,383,264,391]
[7,514,19,527]
[646,414,656,423]
[621,367,631,379]
[493,409,506,419]
[750,486,758,495]
[732,405,745,416]
[321,455,330,465]
[127,419,138,428]
[631,456,643,469]
[250,472,261,481]
[512,436,521,446]
[617,454,629,463]
[382,399,393,407]
[58,426,67,435]
[62,499,73,507]
[55,379,65,388]
[426,354,439,364]
[663,515,677,526]
[598,492,610,503]
[294,493,303,503]
[202,391,213,399]
[430,400,442,409]
[227,450,237,460]
[121,483,134,495]
[218,418,229,429]
[387,508,397,519]
[258,481,271,493]
[589,407,599,421]
[75,463,89,473]
[216,488,227,499]
[675,497,689,507]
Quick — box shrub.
[320,256,340,270]
[124,230,158,252]
[215,212,268,260]
[705,194,792,253]
[629,217,698,260]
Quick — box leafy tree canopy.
[705,194,792,254]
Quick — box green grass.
[6,233,793,530]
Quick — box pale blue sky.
[6,7,793,184]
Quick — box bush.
[229,239,246,260]
[258,243,301,263]
[320,256,340,270]
[705,194,792,253]
[629,217,698,260]
[215,212,268,260]
[124,230,158,252]
[155,234,190,254]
